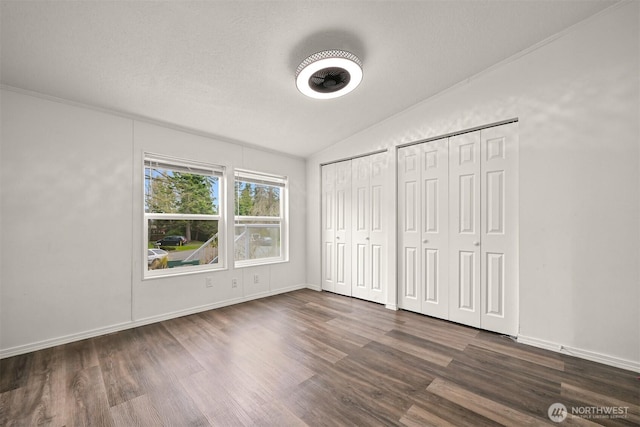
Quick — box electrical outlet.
[232,278,238,288]
[253,274,259,284]
[205,277,213,288]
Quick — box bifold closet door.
[351,153,387,303]
[398,139,449,317]
[449,132,482,328]
[397,122,518,336]
[321,160,352,296]
[479,123,518,336]
[398,145,421,312]
[321,163,336,293]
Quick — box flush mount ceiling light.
[295,50,363,99]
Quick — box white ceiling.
[1,1,617,158]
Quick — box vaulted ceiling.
[0,1,617,157]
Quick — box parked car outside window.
[156,235,187,246]
[148,248,169,269]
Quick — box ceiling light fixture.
[295,50,363,99]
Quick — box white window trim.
[234,169,289,267]
[144,153,226,279]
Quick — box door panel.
[334,160,352,296]
[486,171,505,234]
[424,179,438,232]
[352,153,387,303]
[449,132,481,328]
[356,187,367,230]
[355,243,367,288]
[458,251,476,310]
[367,153,387,303]
[424,248,439,302]
[324,242,333,282]
[398,146,421,312]
[458,174,476,234]
[480,123,518,335]
[371,244,382,291]
[321,163,336,292]
[421,139,449,318]
[371,185,382,232]
[351,156,370,300]
[404,181,418,232]
[336,242,347,284]
[398,140,448,316]
[404,247,418,299]
[485,252,504,316]
[336,190,347,232]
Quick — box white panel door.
[321,163,336,292]
[334,160,352,296]
[449,132,481,328]
[398,145,422,312]
[351,155,371,301]
[352,152,387,303]
[480,123,518,335]
[420,139,449,318]
[368,152,387,304]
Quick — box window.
[234,169,288,266]
[144,154,224,277]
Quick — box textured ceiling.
[0,1,617,158]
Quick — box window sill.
[143,265,227,281]
[234,257,289,269]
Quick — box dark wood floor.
[1,289,638,426]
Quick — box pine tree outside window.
[234,169,288,266]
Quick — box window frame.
[143,153,226,278]
[234,168,289,268]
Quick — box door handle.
[473,241,480,246]
[423,239,428,244]
[365,237,370,240]
[336,236,340,240]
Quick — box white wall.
[0,90,307,356]
[306,2,639,370]
[1,91,133,351]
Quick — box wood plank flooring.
[1,289,638,426]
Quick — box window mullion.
[235,215,282,222]
[147,213,221,221]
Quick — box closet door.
[398,123,518,335]
[352,153,387,303]
[398,145,422,312]
[420,139,449,318]
[352,155,371,301]
[333,160,352,296]
[449,132,481,328]
[480,123,518,335]
[321,163,337,292]
[368,152,387,304]
[398,141,448,315]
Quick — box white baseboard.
[306,283,322,292]
[0,321,139,360]
[0,284,308,359]
[517,335,640,373]
[133,283,308,327]
[385,304,398,311]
